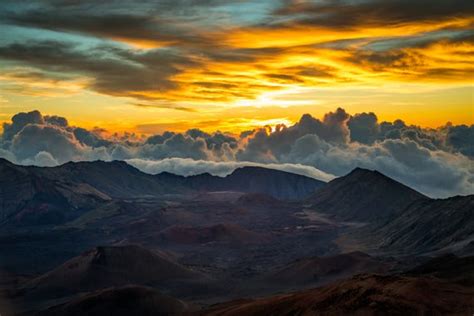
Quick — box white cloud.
[1,108,472,198]
[125,158,336,182]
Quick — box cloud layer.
[1,108,472,198]
[0,0,472,106]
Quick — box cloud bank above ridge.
[0,108,472,198]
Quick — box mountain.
[22,245,203,299]
[0,159,325,225]
[0,158,109,225]
[33,160,180,198]
[362,195,474,255]
[307,167,427,221]
[201,274,474,316]
[35,285,188,316]
[157,166,326,200]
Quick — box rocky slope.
[0,159,325,225]
[35,285,188,316]
[0,158,110,225]
[307,167,427,222]
[359,195,474,254]
[264,251,391,286]
[157,166,325,200]
[21,245,203,300]
[201,274,474,316]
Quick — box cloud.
[275,0,474,29]
[1,0,472,109]
[125,157,335,182]
[0,108,472,198]
[2,110,44,142]
[0,40,196,100]
[32,151,59,167]
[445,124,474,157]
[11,124,84,163]
[73,127,112,148]
[236,107,351,162]
[347,112,380,144]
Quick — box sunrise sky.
[0,0,473,134]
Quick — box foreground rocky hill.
[201,273,474,316]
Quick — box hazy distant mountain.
[307,167,427,221]
[157,166,326,200]
[0,159,324,225]
[33,160,179,198]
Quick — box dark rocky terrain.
[263,251,392,287]
[177,166,325,200]
[200,273,474,316]
[0,159,472,315]
[307,167,428,221]
[35,285,188,316]
[358,195,474,255]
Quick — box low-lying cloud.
[0,108,472,198]
[126,158,336,182]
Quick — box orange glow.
[0,12,472,134]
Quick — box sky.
[0,0,473,198]
[0,0,472,133]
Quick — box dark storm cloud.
[275,0,474,29]
[0,40,197,99]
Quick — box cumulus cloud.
[347,112,379,144]
[445,124,474,158]
[0,108,472,198]
[31,151,59,167]
[11,124,83,163]
[2,110,44,142]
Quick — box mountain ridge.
[307,167,428,221]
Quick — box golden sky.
[0,0,473,134]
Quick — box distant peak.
[232,166,263,172]
[62,159,135,170]
[231,166,285,175]
[348,167,384,177]
[156,171,183,178]
[351,167,374,173]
